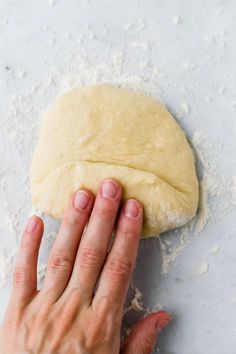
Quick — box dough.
[30,85,199,238]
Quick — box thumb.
[121,311,172,354]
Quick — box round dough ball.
[30,85,198,238]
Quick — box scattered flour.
[0,4,235,351]
[0,207,15,233]
[124,23,133,31]
[160,226,189,275]
[211,244,221,253]
[194,180,211,235]
[180,102,190,114]
[231,176,236,205]
[182,63,198,72]
[130,287,144,312]
[137,19,146,31]
[124,285,145,315]
[48,0,58,7]
[159,123,232,274]
[172,16,182,26]
[37,262,48,288]
[0,6,234,299]
[11,51,226,279]
[195,259,209,276]
[0,248,17,288]
[131,41,152,51]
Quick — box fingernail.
[124,199,140,218]
[74,191,90,209]
[155,315,172,333]
[26,217,38,232]
[101,179,119,199]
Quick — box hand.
[0,178,171,354]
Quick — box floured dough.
[30,85,199,238]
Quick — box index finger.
[92,199,143,312]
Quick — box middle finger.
[67,178,122,302]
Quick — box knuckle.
[79,247,103,269]
[63,213,81,227]
[67,287,83,304]
[59,308,76,330]
[106,257,132,279]
[84,320,111,350]
[137,337,155,354]
[3,312,20,331]
[92,206,116,221]
[49,251,72,273]
[13,266,30,288]
[94,296,121,321]
[32,309,47,327]
[117,226,135,239]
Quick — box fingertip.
[34,215,44,228]
[71,188,94,211]
[73,190,90,210]
[152,310,172,319]
[100,178,122,191]
[153,311,172,333]
[99,178,122,200]
[25,215,44,233]
[132,311,172,334]
[121,311,172,354]
[123,198,143,220]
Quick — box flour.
[131,41,152,51]
[0,3,234,300]
[124,23,133,31]
[231,176,236,204]
[57,57,162,102]
[37,262,48,288]
[195,259,209,276]
[211,244,221,254]
[48,0,58,7]
[160,226,190,275]
[0,49,226,286]
[0,2,235,351]
[0,248,17,288]
[182,63,199,72]
[194,181,210,235]
[0,207,15,233]
[129,287,144,312]
[172,16,182,26]
[159,123,232,274]
[137,19,146,31]
[180,102,190,115]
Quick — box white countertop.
[0,1,236,353]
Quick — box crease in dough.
[34,159,185,195]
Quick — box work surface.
[0,1,236,353]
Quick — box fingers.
[42,190,94,302]
[121,311,172,354]
[93,199,143,312]
[10,216,44,308]
[67,179,122,301]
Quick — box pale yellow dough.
[30,85,199,238]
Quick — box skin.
[0,178,171,354]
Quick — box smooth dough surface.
[30,85,199,238]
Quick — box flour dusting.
[195,259,209,276]
[231,176,236,205]
[0,3,235,314]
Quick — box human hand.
[0,178,171,354]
